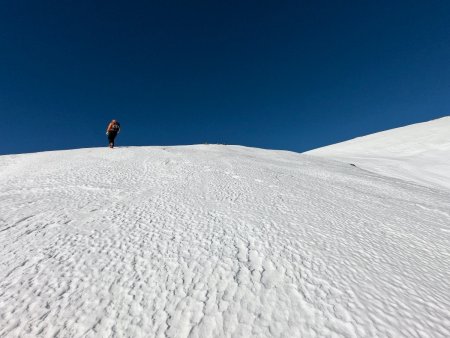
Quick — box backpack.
[111,122,120,132]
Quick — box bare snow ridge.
[306,116,450,191]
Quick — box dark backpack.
[111,122,120,132]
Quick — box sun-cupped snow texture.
[306,116,450,191]
[0,145,449,337]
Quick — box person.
[106,119,121,148]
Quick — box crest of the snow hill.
[305,116,450,190]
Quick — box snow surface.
[1,143,449,337]
[306,116,450,191]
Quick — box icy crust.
[0,145,449,337]
[306,117,450,190]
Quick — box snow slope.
[0,145,449,337]
[306,117,450,191]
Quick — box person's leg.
[108,133,114,148]
[109,132,117,148]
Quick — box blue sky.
[1,1,449,155]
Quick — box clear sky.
[1,1,449,155]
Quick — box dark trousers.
[108,131,118,147]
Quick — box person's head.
[111,119,116,124]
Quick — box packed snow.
[1,132,450,336]
[306,116,450,191]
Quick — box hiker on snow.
[106,119,121,148]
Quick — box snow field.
[306,116,450,190]
[0,145,449,337]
